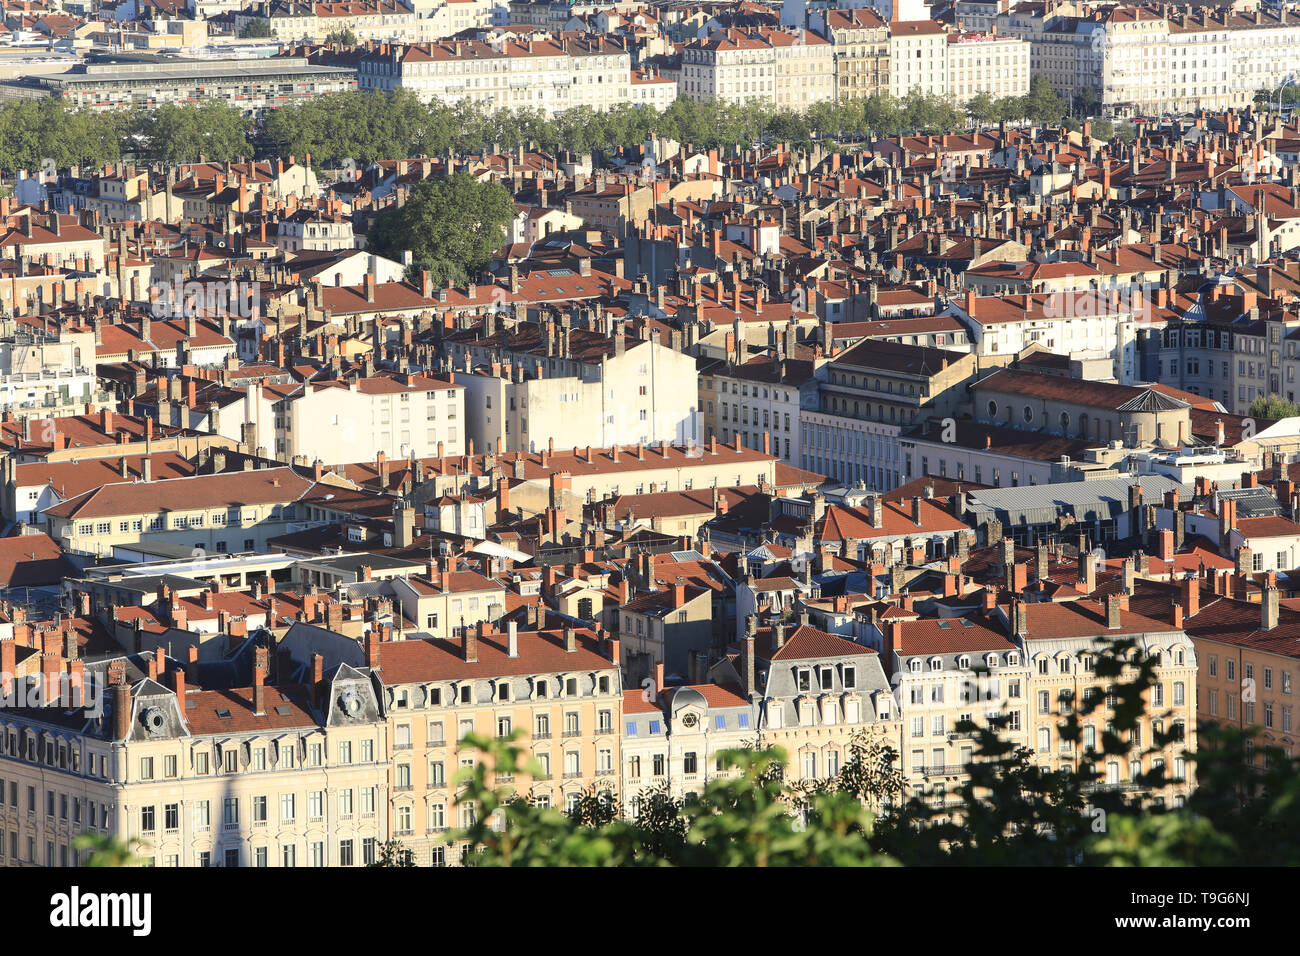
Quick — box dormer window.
[909,659,922,673]
[957,656,971,670]
[1007,652,1020,666]
[986,654,999,670]
[928,658,942,672]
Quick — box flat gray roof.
[965,475,1188,526]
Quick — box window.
[253,796,267,824]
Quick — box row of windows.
[0,778,110,829]
[137,787,380,834]
[391,675,613,708]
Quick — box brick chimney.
[464,627,478,663]
[1158,528,1174,562]
[1181,576,1199,618]
[1106,593,1122,630]
[113,683,132,741]
[1263,586,1280,631]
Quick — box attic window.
[938,621,952,629]
[216,709,231,719]
[275,705,292,716]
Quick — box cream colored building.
[885,615,1030,806]
[0,652,390,868]
[947,31,1030,105]
[814,7,890,102]
[368,623,623,866]
[357,34,636,114]
[390,565,509,641]
[621,682,756,812]
[680,27,834,110]
[449,334,699,454]
[1020,597,1197,805]
[41,466,326,559]
[888,20,949,98]
[255,373,466,465]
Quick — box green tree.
[1022,75,1068,125]
[367,171,515,286]
[324,28,358,45]
[367,839,416,866]
[966,91,998,129]
[1089,117,1115,141]
[1248,394,1300,420]
[135,102,250,164]
[73,833,148,867]
[239,18,272,38]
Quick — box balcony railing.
[918,764,968,777]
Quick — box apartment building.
[949,290,1156,385]
[234,1,421,42]
[0,649,390,868]
[742,622,901,789]
[621,681,756,812]
[357,34,634,114]
[0,321,98,422]
[1189,580,1300,758]
[801,340,977,491]
[1000,4,1300,117]
[447,326,698,453]
[888,20,948,98]
[679,27,835,110]
[814,7,889,102]
[367,623,623,866]
[617,581,713,686]
[698,355,813,466]
[40,467,327,558]
[1019,595,1197,804]
[884,614,1029,804]
[254,373,467,465]
[390,564,509,641]
[946,31,1030,105]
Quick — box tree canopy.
[1248,394,1300,420]
[367,172,516,287]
